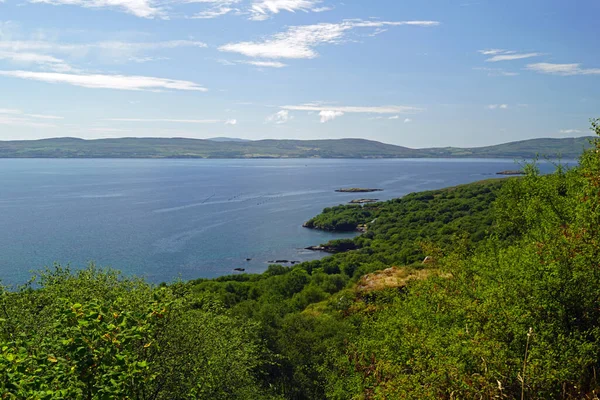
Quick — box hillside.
[0,136,593,159]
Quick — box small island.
[496,170,525,175]
[349,198,379,204]
[335,188,383,193]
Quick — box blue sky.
[0,0,598,147]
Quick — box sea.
[0,158,564,286]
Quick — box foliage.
[304,204,374,231]
[0,266,273,399]
[316,119,600,399]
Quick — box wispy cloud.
[0,71,207,91]
[107,118,224,123]
[266,110,292,124]
[191,6,236,19]
[249,0,328,21]
[282,104,423,114]
[0,38,207,75]
[0,115,58,128]
[26,0,332,20]
[478,49,541,62]
[388,115,399,120]
[29,0,165,18]
[0,39,206,61]
[0,50,74,72]
[487,53,541,62]
[487,104,508,110]
[478,49,506,56]
[240,60,287,68]
[225,119,237,125]
[559,129,583,134]
[526,62,600,76]
[0,108,62,128]
[404,118,412,123]
[282,103,423,123]
[214,59,288,68]
[219,19,439,59]
[473,67,519,77]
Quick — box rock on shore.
[335,188,383,193]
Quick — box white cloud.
[526,63,600,76]
[311,6,332,12]
[559,129,583,134]
[107,118,221,123]
[282,104,423,114]
[0,70,207,91]
[29,0,164,18]
[0,51,62,65]
[403,118,412,123]
[21,0,335,20]
[266,110,291,124]
[225,119,237,125]
[280,103,422,123]
[478,49,506,56]
[0,39,207,70]
[25,113,64,120]
[0,108,21,114]
[478,49,541,62]
[486,53,541,62]
[128,56,170,63]
[249,0,327,21]
[192,6,235,19]
[319,110,343,123]
[388,115,399,120]
[0,50,74,72]
[0,38,207,55]
[487,104,508,110]
[219,19,439,59]
[241,60,287,68]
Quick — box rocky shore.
[304,245,337,253]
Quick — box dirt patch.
[356,266,447,292]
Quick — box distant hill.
[0,136,593,159]
[206,137,252,142]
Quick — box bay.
[0,158,562,286]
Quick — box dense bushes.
[0,266,274,399]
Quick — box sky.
[0,0,598,148]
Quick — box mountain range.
[0,136,593,159]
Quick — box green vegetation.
[1,121,599,398]
[0,267,272,399]
[0,136,593,159]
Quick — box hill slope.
[0,136,593,159]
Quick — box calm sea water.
[0,158,562,286]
